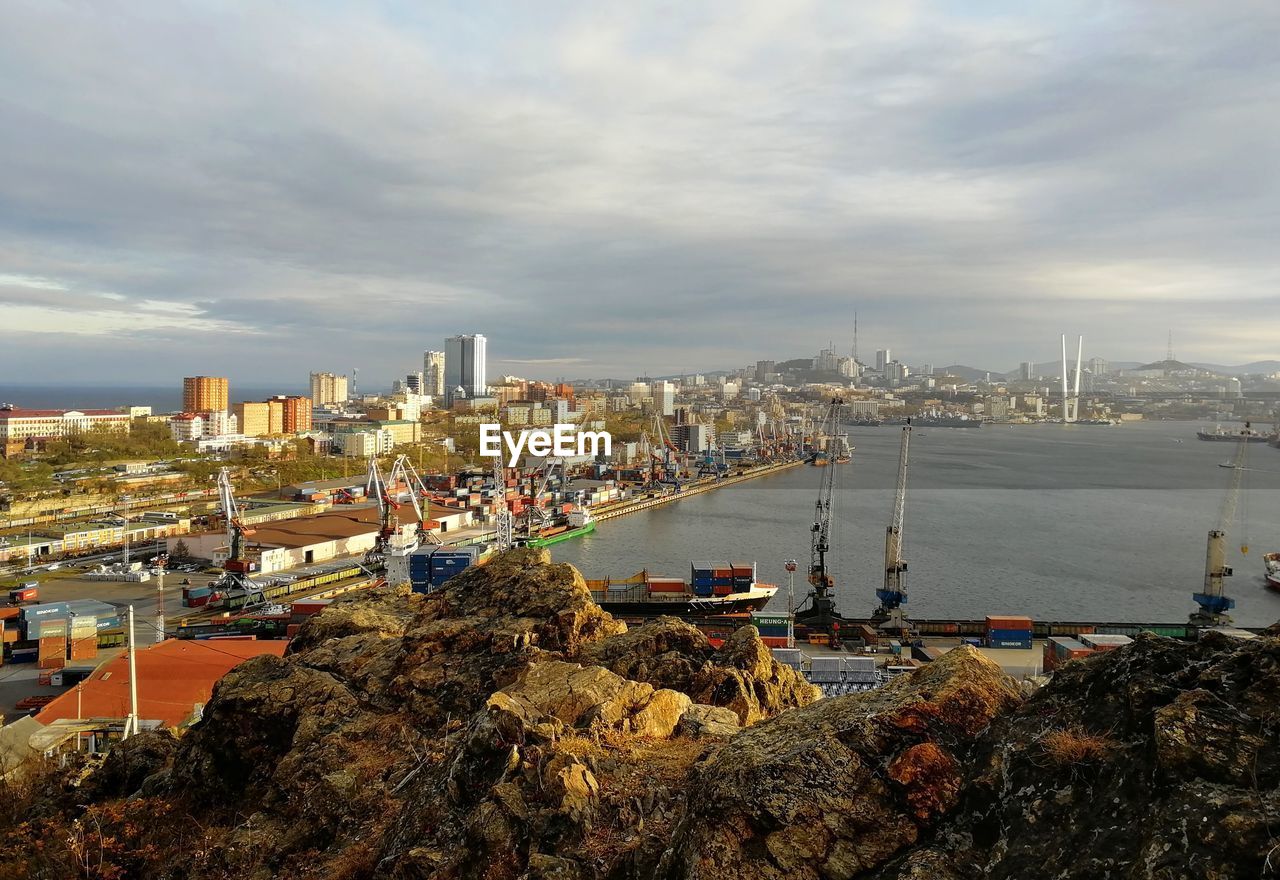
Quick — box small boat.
[1266,552,1280,592]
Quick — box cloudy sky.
[1,1,1277,387]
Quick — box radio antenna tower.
[853,311,859,363]
[1166,330,1174,362]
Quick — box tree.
[169,539,191,562]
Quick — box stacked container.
[183,585,213,607]
[645,577,685,595]
[751,612,790,647]
[1044,636,1093,671]
[407,545,480,593]
[37,619,67,670]
[1079,633,1133,652]
[985,615,1033,649]
[69,615,98,662]
[690,562,716,597]
[730,563,755,594]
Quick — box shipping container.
[1079,633,1133,651]
[988,627,1034,641]
[987,638,1032,649]
[20,602,70,622]
[986,615,1033,630]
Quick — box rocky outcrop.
[668,645,1023,880]
[8,551,1280,880]
[580,616,821,723]
[870,630,1280,880]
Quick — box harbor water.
[552,421,1280,626]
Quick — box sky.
[1,1,1278,388]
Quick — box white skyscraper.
[875,349,891,372]
[423,350,445,397]
[650,380,675,416]
[444,334,487,404]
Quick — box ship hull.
[1267,573,1280,593]
[1197,431,1270,443]
[595,592,774,617]
[527,521,596,547]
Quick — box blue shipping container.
[693,584,714,597]
[987,639,1032,649]
[988,628,1033,640]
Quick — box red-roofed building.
[36,639,287,729]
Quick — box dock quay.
[584,458,805,523]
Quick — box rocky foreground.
[3,549,1278,879]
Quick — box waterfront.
[553,421,1280,627]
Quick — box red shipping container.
[713,585,733,596]
[730,563,754,576]
[646,579,685,593]
[0,607,19,621]
[986,615,1033,630]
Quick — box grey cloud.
[0,1,1277,386]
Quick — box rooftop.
[37,639,287,728]
[248,505,420,549]
[0,408,125,418]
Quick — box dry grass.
[1040,727,1116,765]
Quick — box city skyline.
[2,2,1278,383]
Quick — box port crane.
[873,426,912,633]
[364,455,403,569]
[1191,436,1249,626]
[796,398,845,637]
[210,467,263,608]
[387,454,441,544]
[518,457,563,538]
[492,454,513,551]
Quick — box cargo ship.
[521,508,595,548]
[887,416,981,428]
[585,561,777,616]
[1265,552,1280,592]
[1197,423,1271,443]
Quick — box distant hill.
[935,365,997,381]
[1133,359,1203,373]
[1188,361,1280,375]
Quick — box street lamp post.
[784,559,798,649]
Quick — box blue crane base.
[876,589,906,609]
[1192,593,1236,613]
